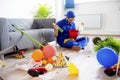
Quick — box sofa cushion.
[42,29,55,42]
[31,18,56,29]
[8,18,33,32]
[9,29,48,49]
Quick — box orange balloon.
[47,57,55,64]
[43,45,56,58]
[32,49,43,62]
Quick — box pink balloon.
[43,45,56,58]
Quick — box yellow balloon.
[68,62,79,75]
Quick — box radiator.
[75,14,102,29]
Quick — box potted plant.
[34,3,54,18]
[93,36,120,55]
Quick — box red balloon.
[43,45,56,58]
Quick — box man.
[53,11,89,51]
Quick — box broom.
[12,24,44,48]
[12,24,56,59]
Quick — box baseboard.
[80,33,120,37]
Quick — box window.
[65,0,75,9]
[75,0,116,3]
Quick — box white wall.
[0,0,55,18]
[0,0,120,35]
[75,1,120,35]
[55,0,120,35]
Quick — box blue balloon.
[97,47,118,68]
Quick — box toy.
[104,61,120,76]
[104,60,120,76]
[54,53,68,68]
[104,68,116,76]
[68,62,79,75]
[97,47,118,68]
[42,59,48,66]
[45,63,53,71]
[15,50,25,59]
[28,68,40,77]
[47,57,55,64]
[28,67,47,77]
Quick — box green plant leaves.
[34,3,54,18]
[94,36,120,55]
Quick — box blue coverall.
[56,18,89,49]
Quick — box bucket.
[69,30,79,39]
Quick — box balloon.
[68,62,79,75]
[97,47,118,68]
[43,45,56,58]
[32,49,43,62]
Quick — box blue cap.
[65,11,75,18]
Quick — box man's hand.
[81,22,84,27]
[53,23,59,30]
[53,23,58,37]
[80,22,85,32]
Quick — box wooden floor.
[0,36,120,80]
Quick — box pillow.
[31,20,39,29]
[31,18,56,29]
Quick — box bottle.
[53,23,63,33]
